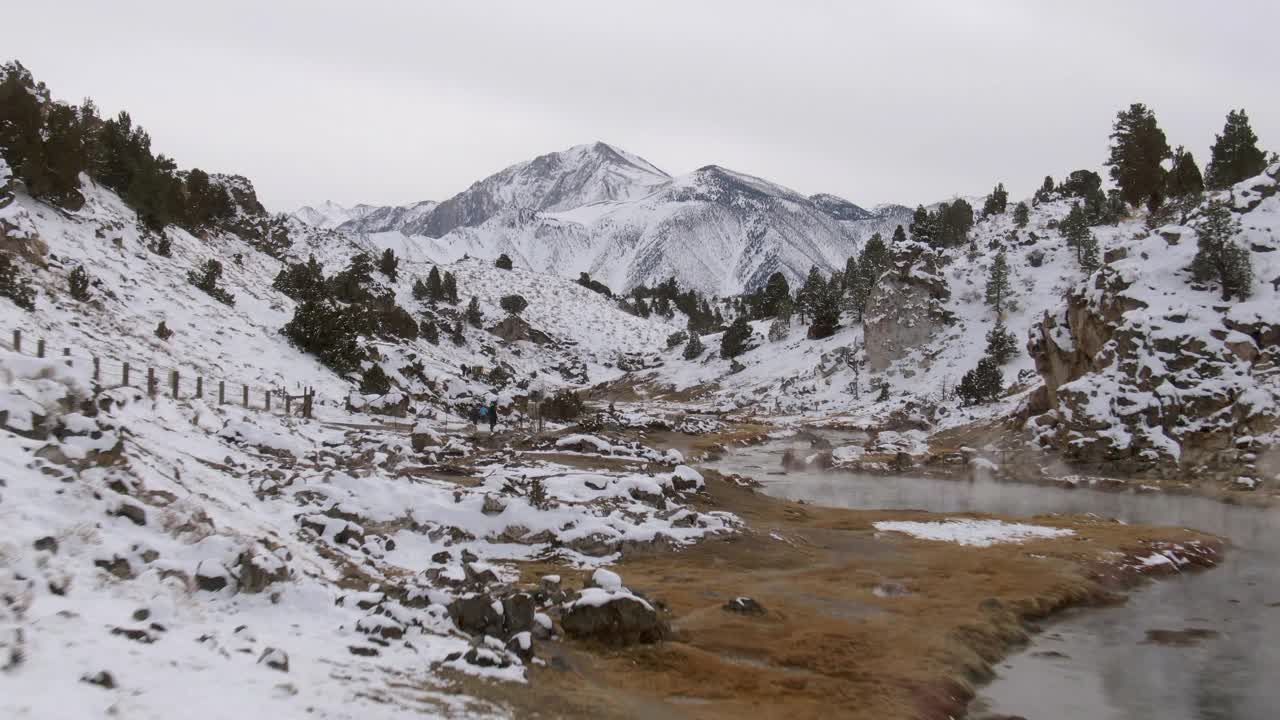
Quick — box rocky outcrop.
[560,588,667,645]
[488,315,552,345]
[865,242,952,371]
[1025,188,1280,486]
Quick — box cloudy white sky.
[8,1,1278,211]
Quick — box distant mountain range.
[295,142,911,295]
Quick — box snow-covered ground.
[628,167,1280,483]
[873,519,1075,547]
[0,165,680,426]
[0,350,731,717]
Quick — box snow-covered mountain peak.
[809,193,873,221]
[293,200,381,229]
[336,141,672,239]
[665,164,809,206]
[560,141,671,183]
[292,143,893,295]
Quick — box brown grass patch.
[486,472,1222,720]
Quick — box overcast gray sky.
[8,1,1278,212]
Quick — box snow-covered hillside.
[296,143,900,295]
[0,161,678,423]
[625,167,1280,485]
[0,344,730,718]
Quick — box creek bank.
[478,466,1222,720]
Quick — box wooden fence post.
[122,362,130,386]
[264,390,271,411]
[37,339,45,358]
[219,380,225,405]
[285,395,292,416]
[11,329,19,353]
[303,391,313,419]
[93,357,100,383]
[196,377,203,399]
[62,348,71,367]
[242,385,249,407]
[171,370,179,398]
[147,368,156,397]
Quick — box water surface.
[707,437,1280,720]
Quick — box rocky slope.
[1024,164,1280,486]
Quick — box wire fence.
[5,328,317,420]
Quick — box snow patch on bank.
[873,519,1075,547]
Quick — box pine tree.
[936,199,975,247]
[1105,103,1172,211]
[683,322,705,359]
[422,320,439,345]
[378,248,398,282]
[984,249,1011,315]
[154,320,173,341]
[1013,202,1030,228]
[842,256,858,293]
[412,277,429,301]
[1191,199,1253,300]
[465,296,483,327]
[807,273,841,339]
[957,357,1003,405]
[424,266,443,301]
[892,225,907,244]
[985,318,1018,364]
[273,254,326,302]
[1080,233,1101,273]
[909,205,934,244]
[1205,109,1267,189]
[1060,202,1091,266]
[1166,146,1205,198]
[347,253,373,284]
[68,265,91,301]
[500,294,528,315]
[861,236,889,269]
[845,232,890,323]
[768,315,789,342]
[495,253,513,270]
[0,253,36,311]
[443,272,459,304]
[283,300,364,374]
[761,271,791,318]
[450,317,465,346]
[796,266,825,320]
[1033,176,1055,205]
[982,182,1008,217]
[720,314,752,359]
[0,65,87,208]
[1221,243,1255,301]
[187,259,235,306]
[359,364,391,395]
